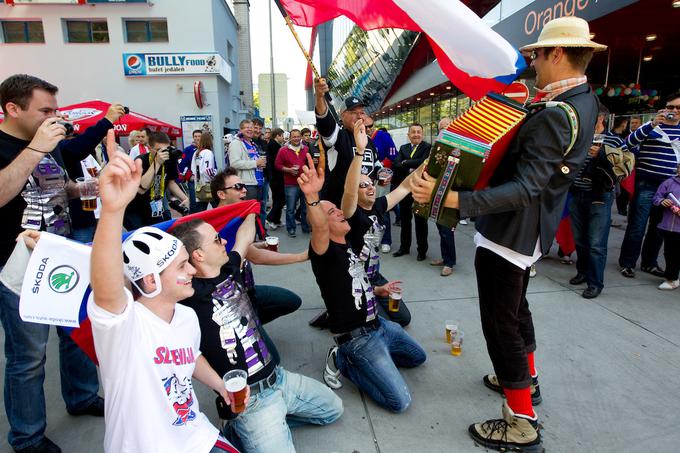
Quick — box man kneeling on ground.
[299,153,427,412]
[172,214,342,453]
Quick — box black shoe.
[641,265,665,278]
[620,267,635,278]
[67,396,104,417]
[582,286,602,299]
[416,252,427,261]
[308,310,330,329]
[482,374,542,406]
[392,249,409,257]
[393,220,401,227]
[14,437,62,453]
[569,274,586,285]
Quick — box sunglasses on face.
[665,105,680,110]
[219,183,246,191]
[359,181,375,189]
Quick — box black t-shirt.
[309,240,378,334]
[0,130,67,265]
[346,196,388,281]
[126,152,179,225]
[179,251,277,385]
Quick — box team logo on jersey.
[48,265,79,294]
[163,374,197,426]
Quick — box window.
[1,21,44,43]
[66,20,109,43]
[124,19,168,43]
[227,41,234,63]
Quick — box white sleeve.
[129,145,140,160]
[202,149,217,179]
[87,288,136,364]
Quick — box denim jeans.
[284,185,309,234]
[226,367,343,453]
[335,317,426,412]
[185,180,199,214]
[619,177,664,269]
[0,278,100,449]
[436,223,457,267]
[69,225,96,244]
[261,180,270,228]
[252,285,302,325]
[569,190,613,289]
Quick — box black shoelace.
[481,418,510,446]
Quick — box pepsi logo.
[126,55,142,70]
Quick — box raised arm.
[232,213,257,266]
[341,119,368,218]
[298,153,329,255]
[246,244,307,265]
[385,163,422,211]
[91,130,143,314]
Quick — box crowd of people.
[0,15,679,453]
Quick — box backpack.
[604,144,635,181]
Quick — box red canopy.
[0,100,181,138]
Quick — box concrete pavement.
[2,213,679,452]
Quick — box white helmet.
[122,227,182,298]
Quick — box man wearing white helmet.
[88,131,240,453]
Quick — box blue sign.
[88,0,147,3]
[122,52,231,82]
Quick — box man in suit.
[411,17,604,452]
[392,123,430,261]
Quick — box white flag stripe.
[393,0,519,79]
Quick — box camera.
[57,120,74,136]
[665,112,676,121]
[164,145,183,161]
[168,198,189,216]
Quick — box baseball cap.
[122,227,182,298]
[342,96,365,112]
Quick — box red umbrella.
[57,100,181,138]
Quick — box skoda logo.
[126,55,142,70]
[48,265,80,294]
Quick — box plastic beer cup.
[445,321,458,343]
[76,177,98,212]
[265,236,279,252]
[223,369,248,413]
[451,331,464,356]
[388,291,402,312]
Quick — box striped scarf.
[533,76,588,102]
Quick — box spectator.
[191,132,217,212]
[127,129,140,151]
[123,131,189,230]
[265,128,286,229]
[392,123,431,261]
[619,93,680,278]
[275,129,311,237]
[301,127,320,165]
[263,127,271,144]
[89,145,239,453]
[128,126,150,160]
[228,120,267,224]
[629,115,642,132]
[0,73,103,453]
[652,163,680,290]
[429,117,457,277]
[179,129,202,213]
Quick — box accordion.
[413,92,528,228]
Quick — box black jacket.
[265,139,282,183]
[459,84,599,255]
[392,141,431,186]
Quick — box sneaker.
[483,374,542,406]
[323,346,342,389]
[287,230,296,238]
[529,264,537,278]
[265,220,278,231]
[658,280,680,290]
[620,267,635,278]
[641,265,665,278]
[380,244,391,253]
[560,256,573,265]
[468,402,542,453]
[459,219,469,225]
[14,437,62,453]
[441,266,454,277]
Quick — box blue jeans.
[69,225,96,244]
[436,223,456,267]
[0,279,100,449]
[569,190,613,289]
[227,367,343,453]
[335,317,426,412]
[619,177,664,269]
[284,185,309,234]
[261,180,270,228]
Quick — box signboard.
[180,115,213,152]
[6,0,82,3]
[87,0,147,3]
[492,0,639,49]
[123,52,231,83]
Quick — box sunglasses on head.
[219,183,246,191]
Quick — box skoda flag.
[20,233,91,329]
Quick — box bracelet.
[26,146,50,154]
[306,199,320,207]
[354,152,364,157]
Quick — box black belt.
[249,368,278,396]
[333,319,380,347]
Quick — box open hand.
[661,199,674,208]
[297,153,324,197]
[99,130,142,212]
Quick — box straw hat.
[519,17,607,53]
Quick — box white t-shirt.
[88,289,219,453]
[129,143,148,160]
[191,148,217,185]
[474,232,542,270]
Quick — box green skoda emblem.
[48,266,80,294]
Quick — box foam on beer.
[225,376,247,392]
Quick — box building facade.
[258,72,288,126]
[0,0,249,163]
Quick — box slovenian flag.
[277,0,526,100]
[62,201,263,363]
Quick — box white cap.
[122,227,182,298]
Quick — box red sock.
[527,352,537,378]
[503,387,535,419]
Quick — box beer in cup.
[377,167,393,186]
[76,177,98,212]
[86,167,98,178]
[445,321,458,343]
[223,369,248,414]
[265,236,279,252]
[388,291,402,312]
[450,331,464,356]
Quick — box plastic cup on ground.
[76,177,98,212]
[445,321,458,343]
[223,369,248,413]
[451,331,464,356]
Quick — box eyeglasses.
[665,105,680,110]
[365,124,375,129]
[219,183,246,191]
[359,181,375,189]
[199,233,222,251]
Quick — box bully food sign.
[123,52,229,79]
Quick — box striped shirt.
[626,121,680,182]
